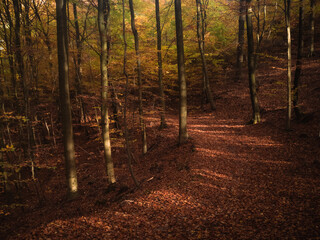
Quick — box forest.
[0,0,320,238]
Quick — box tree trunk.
[98,0,116,184]
[246,0,260,124]
[174,0,188,143]
[293,0,303,120]
[0,4,16,98]
[13,0,27,103]
[24,0,37,98]
[309,0,315,57]
[155,0,167,128]
[129,0,147,154]
[285,0,292,130]
[56,0,78,199]
[236,0,246,82]
[123,0,139,187]
[196,0,215,111]
[72,3,86,123]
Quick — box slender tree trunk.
[98,0,116,184]
[33,0,55,93]
[23,0,36,180]
[0,7,16,98]
[246,0,260,124]
[196,0,215,111]
[73,3,86,123]
[155,0,167,128]
[309,0,315,57]
[13,0,27,103]
[174,0,188,143]
[293,0,303,120]
[56,0,78,199]
[254,0,267,72]
[24,0,37,98]
[123,0,139,187]
[236,0,246,82]
[129,0,147,154]
[285,0,292,130]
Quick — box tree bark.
[174,0,188,143]
[293,0,303,120]
[56,0,78,199]
[129,0,147,154]
[246,0,260,124]
[98,0,116,184]
[155,0,167,128]
[236,0,246,82]
[123,0,139,187]
[309,0,315,57]
[0,2,16,98]
[284,0,292,129]
[196,0,215,111]
[13,0,27,103]
[72,3,86,123]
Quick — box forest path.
[139,63,320,238]
[3,60,320,239]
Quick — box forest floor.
[1,53,320,239]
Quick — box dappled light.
[1,0,320,239]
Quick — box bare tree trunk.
[24,0,37,98]
[196,0,215,111]
[56,0,78,199]
[123,0,139,187]
[129,0,147,154]
[246,0,260,124]
[236,0,246,82]
[13,0,27,103]
[174,0,188,144]
[33,0,55,93]
[309,0,315,57]
[72,3,86,123]
[293,0,303,120]
[155,0,167,128]
[0,6,16,98]
[98,0,116,184]
[285,0,292,130]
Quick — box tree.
[155,0,167,128]
[196,0,215,111]
[56,0,78,199]
[246,0,260,124]
[72,2,85,123]
[309,0,315,57]
[293,0,303,120]
[98,0,116,184]
[284,0,291,130]
[0,0,16,98]
[236,0,246,82]
[13,0,26,103]
[129,0,147,154]
[122,0,139,187]
[174,0,188,143]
